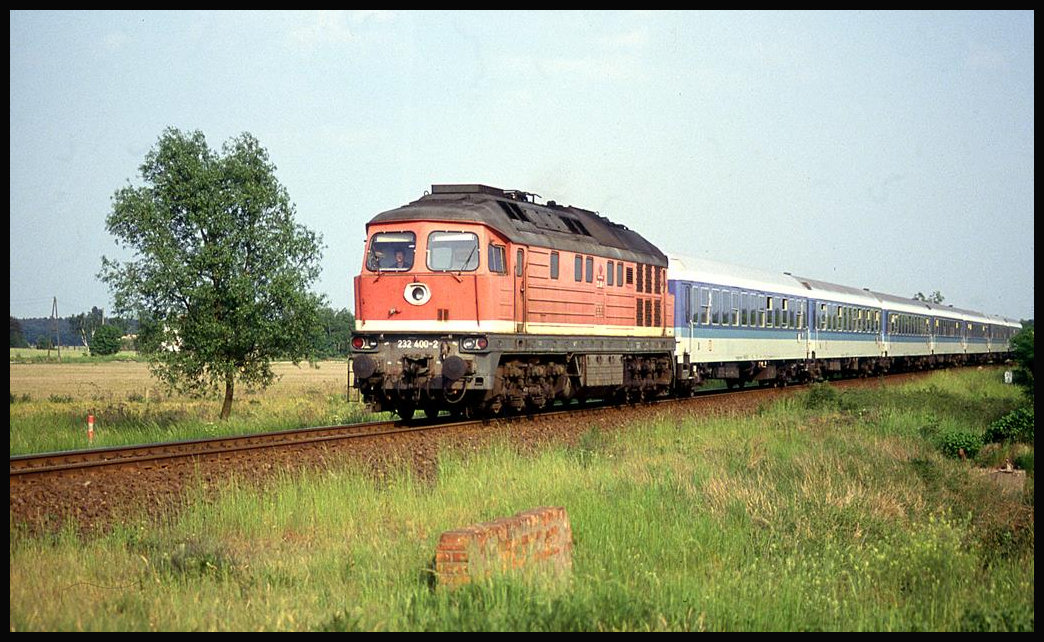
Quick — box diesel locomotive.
[351,184,1020,419]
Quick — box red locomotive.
[351,184,677,419]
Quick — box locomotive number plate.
[395,338,440,350]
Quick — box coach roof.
[367,184,667,267]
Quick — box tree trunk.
[220,372,235,420]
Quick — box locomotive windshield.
[427,231,479,272]
[366,232,416,271]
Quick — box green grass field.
[8,366,1034,631]
[9,357,380,454]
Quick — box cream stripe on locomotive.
[358,318,671,337]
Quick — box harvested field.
[9,360,349,401]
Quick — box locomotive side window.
[427,231,479,272]
[488,244,507,274]
[550,252,559,279]
[585,257,593,283]
[607,261,614,286]
[574,255,583,281]
[366,231,416,271]
[617,262,623,287]
[516,249,524,277]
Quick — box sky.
[9,10,1034,323]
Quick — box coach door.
[514,247,527,333]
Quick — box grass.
[8,367,1034,631]
[9,359,383,455]
[10,346,143,363]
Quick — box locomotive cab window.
[488,244,507,274]
[366,231,416,271]
[427,231,479,272]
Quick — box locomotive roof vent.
[431,184,505,197]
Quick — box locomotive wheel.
[396,405,415,421]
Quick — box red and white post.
[87,414,95,443]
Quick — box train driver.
[383,247,412,270]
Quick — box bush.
[984,407,1034,444]
[90,324,123,356]
[937,429,984,460]
[804,382,841,410]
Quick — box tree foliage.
[89,324,123,356]
[68,306,104,349]
[314,307,356,357]
[100,128,326,419]
[1010,325,1033,398]
[10,317,28,348]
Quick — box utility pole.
[51,297,61,362]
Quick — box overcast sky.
[10,10,1034,322]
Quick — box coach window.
[574,256,583,282]
[488,244,506,274]
[550,252,559,279]
[427,231,479,272]
[699,287,711,325]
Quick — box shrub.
[984,407,1034,444]
[937,429,984,460]
[90,324,123,356]
[804,382,840,410]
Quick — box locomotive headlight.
[404,282,431,306]
[350,335,378,351]
[460,336,489,351]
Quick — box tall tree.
[1010,324,1034,398]
[100,128,326,419]
[68,306,104,348]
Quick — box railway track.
[9,384,783,483]
[9,370,938,533]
